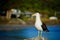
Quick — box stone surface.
[8,18,27,25]
[24,37,48,40]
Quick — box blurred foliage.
[0,0,60,18]
[0,0,60,11]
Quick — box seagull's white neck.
[35,13,42,25]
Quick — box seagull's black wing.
[41,22,49,32]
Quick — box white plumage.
[35,13,43,31]
[32,12,45,40]
[32,12,49,40]
[32,12,43,31]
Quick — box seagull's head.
[32,12,41,17]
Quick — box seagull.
[32,12,49,40]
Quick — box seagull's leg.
[40,31,42,40]
[41,31,42,37]
[38,31,40,37]
[38,31,44,40]
[37,31,40,40]
[41,31,44,40]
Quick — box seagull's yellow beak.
[32,14,36,16]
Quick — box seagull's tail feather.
[44,29,49,32]
[41,22,49,32]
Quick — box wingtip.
[45,30,49,32]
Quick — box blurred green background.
[0,0,60,25]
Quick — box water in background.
[0,25,60,40]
